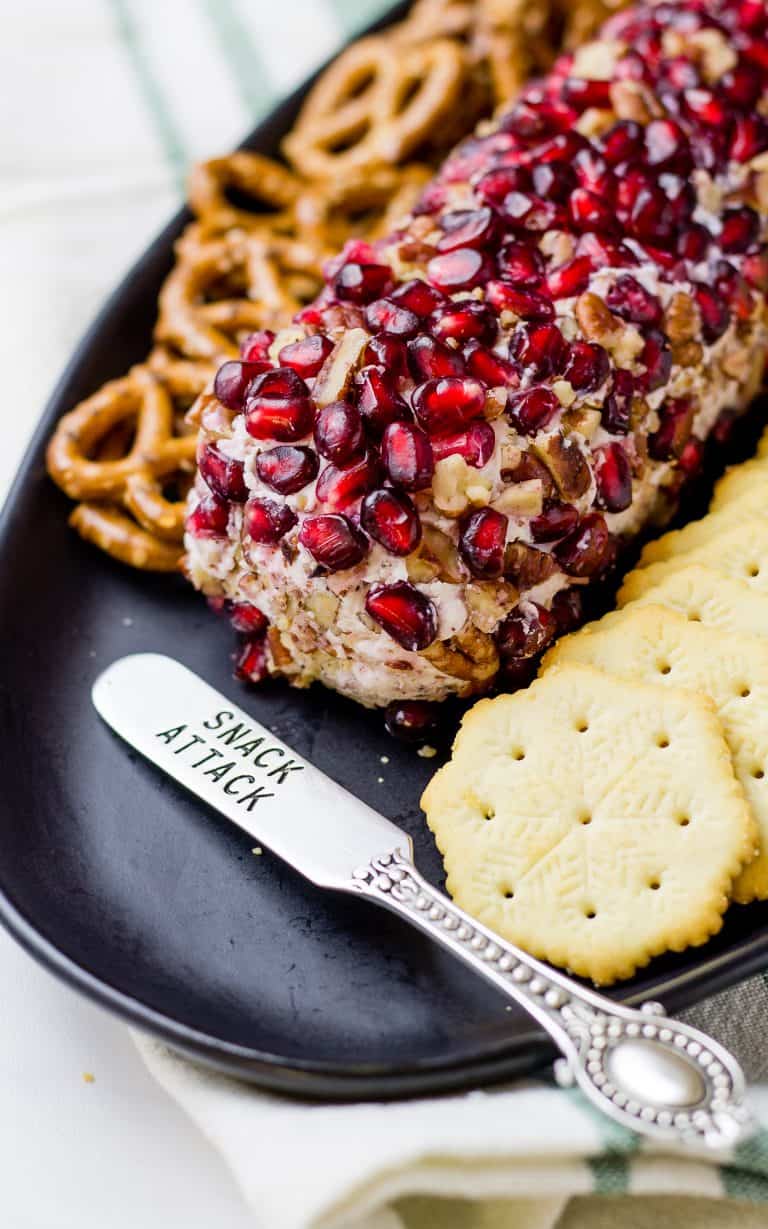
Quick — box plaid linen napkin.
[4,2,768,1226]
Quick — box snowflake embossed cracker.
[622,564,768,641]
[543,606,767,902]
[421,664,753,985]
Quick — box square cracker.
[711,457,768,513]
[618,519,768,606]
[421,663,753,984]
[637,486,768,568]
[542,606,764,902]
[622,563,768,639]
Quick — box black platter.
[1,2,768,1099]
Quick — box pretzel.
[187,150,301,237]
[46,365,197,571]
[283,36,466,179]
[154,228,301,360]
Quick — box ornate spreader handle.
[350,849,753,1150]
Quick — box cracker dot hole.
[502,888,515,900]
[575,719,589,734]
[511,747,525,761]
[656,734,670,749]
[482,806,495,822]
[578,812,592,826]
[657,661,672,676]
[649,878,661,891]
[688,612,702,622]
[585,909,597,920]
[747,563,761,578]
[677,815,691,827]
[754,767,765,780]
[739,685,752,699]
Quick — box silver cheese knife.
[93,652,754,1149]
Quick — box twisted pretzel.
[187,150,301,237]
[47,365,197,571]
[154,228,301,360]
[283,36,465,179]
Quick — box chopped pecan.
[313,327,369,407]
[532,433,592,500]
[491,480,543,517]
[502,450,556,497]
[665,292,699,344]
[421,623,499,687]
[672,339,704,368]
[576,291,618,343]
[407,522,463,583]
[503,540,558,589]
[465,579,519,634]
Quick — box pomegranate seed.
[364,298,420,337]
[684,88,727,128]
[244,497,297,543]
[230,603,267,636]
[679,436,705,478]
[645,118,690,168]
[214,359,270,411]
[628,184,675,243]
[531,160,576,202]
[429,301,496,344]
[712,408,738,446]
[594,443,632,512]
[569,187,616,233]
[278,334,333,379]
[573,153,618,198]
[510,322,568,377]
[722,63,763,109]
[430,421,495,468]
[714,260,755,322]
[658,173,696,226]
[544,256,593,299]
[365,582,437,651]
[720,207,760,254]
[660,55,700,91]
[407,334,466,381]
[459,507,508,578]
[239,330,274,362]
[384,700,441,745]
[507,386,560,434]
[496,602,557,660]
[602,369,635,434]
[688,126,729,174]
[499,192,564,232]
[742,37,768,73]
[562,77,612,109]
[476,166,532,206]
[485,282,554,321]
[563,340,609,393]
[677,223,711,261]
[649,398,695,461]
[256,445,318,495]
[502,97,574,139]
[554,511,611,577]
[437,207,496,252]
[412,377,486,434]
[691,283,729,343]
[427,247,488,291]
[730,115,768,162]
[198,443,248,503]
[299,513,368,571]
[606,275,663,326]
[390,279,446,316]
[244,368,313,441]
[551,587,584,634]
[187,495,229,538]
[530,500,579,542]
[381,421,434,490]
[601,120,644,165]
[356,366,410,433]
[316,452,379,511]
[744,246,768,292]
[639,330,673,392]
[314,401,365,465]
[533,131,588,165]
[234,638,269,684]
[577,232,638,269]
[364,333,409,376]
[465,344,520,387]
[497,240,544,287]
[361,488,421,556]
[334,261,392,304]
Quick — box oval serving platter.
[2,5,768,1100]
